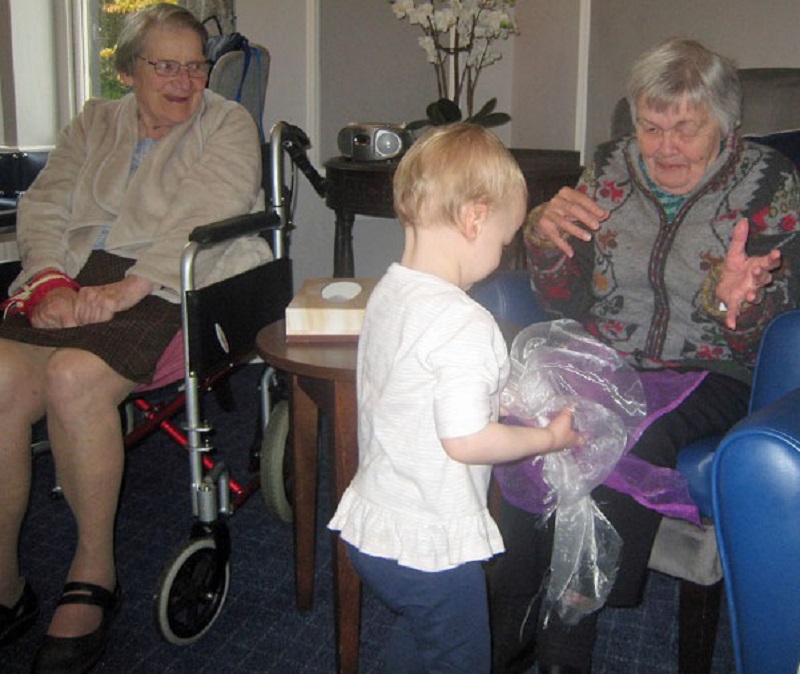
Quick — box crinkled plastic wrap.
[502,320,647,625]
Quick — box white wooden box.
[285,278,377,342]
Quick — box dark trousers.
[489,372,750,672]
[346,543,492,674]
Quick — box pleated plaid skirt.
[0,251,181,384]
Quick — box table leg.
[333,209,355,278]
[290,373,319,611]
[328,378,361,674]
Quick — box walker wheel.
[154,536,231,645]
[260,399,293,523]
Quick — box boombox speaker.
[337,123,413,162]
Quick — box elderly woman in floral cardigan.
[491,38,800,674]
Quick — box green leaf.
[413,98,509,131]
[473,98,498,118]
[405,118,431,131]
[434,98,463,122]
[426,101,449,126]
[467,112,512,128]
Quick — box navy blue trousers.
[346,543,491,673]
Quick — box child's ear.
[460,203,488,242]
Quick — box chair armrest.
[188,211,281,246]
[749,309,800,412]
[712,385,800,674]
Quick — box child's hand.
[544,408,582,453]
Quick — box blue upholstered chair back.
[749,309,800,412]
[713,310,800,674]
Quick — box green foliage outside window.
[98,0,178,99]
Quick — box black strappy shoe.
[32,581,122,674]
[0,580,39,646]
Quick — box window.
[0,0,233,149]
[83,0,181,102]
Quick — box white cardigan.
[15,90,272,302]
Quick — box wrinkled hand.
[531,187,609,258]
[716,219,781,329]
[73,275,157,326]
[30,286,79,329]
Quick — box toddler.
[328,123,579,673]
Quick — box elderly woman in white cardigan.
[0,5,270,672]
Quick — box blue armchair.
[471,269,800,674]
[712,309,800,674]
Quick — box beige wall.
[236,1,333,287]
[239,0,519,281]
[511,0,582,151]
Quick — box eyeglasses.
[634,118,710,144]
[136,56,211,78]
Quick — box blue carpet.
[0,365,734,673]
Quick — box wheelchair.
[0,120,325,646]
[113,120,326,645]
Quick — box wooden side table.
[324,149,583,277]
[255,321,360,674]
[323,157,397,278]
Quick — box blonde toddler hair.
[393,123,527,229]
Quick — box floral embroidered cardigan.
[526,134,800,383]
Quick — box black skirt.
[0,251,181,384]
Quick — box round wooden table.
[256,320,360,674]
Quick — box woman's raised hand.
[529,187,609,258]
[716,218,782,329]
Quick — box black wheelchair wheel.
[154,536,231,645]
[260,399,293,523]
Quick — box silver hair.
[114,3,208,77]
[627,38,742,137]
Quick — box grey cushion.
[746,129,800,168]
[739,68,800,136]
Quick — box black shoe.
[32,581,121,674]
[0,580,39,646]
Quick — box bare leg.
[0,339,51,608]
[43,348,135,638]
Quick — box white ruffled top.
[328,264,508,572]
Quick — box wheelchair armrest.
[188,210,281,246]
[0,209,16,235]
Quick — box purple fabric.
[494,369,708,525]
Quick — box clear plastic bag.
[502,320,647,624]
